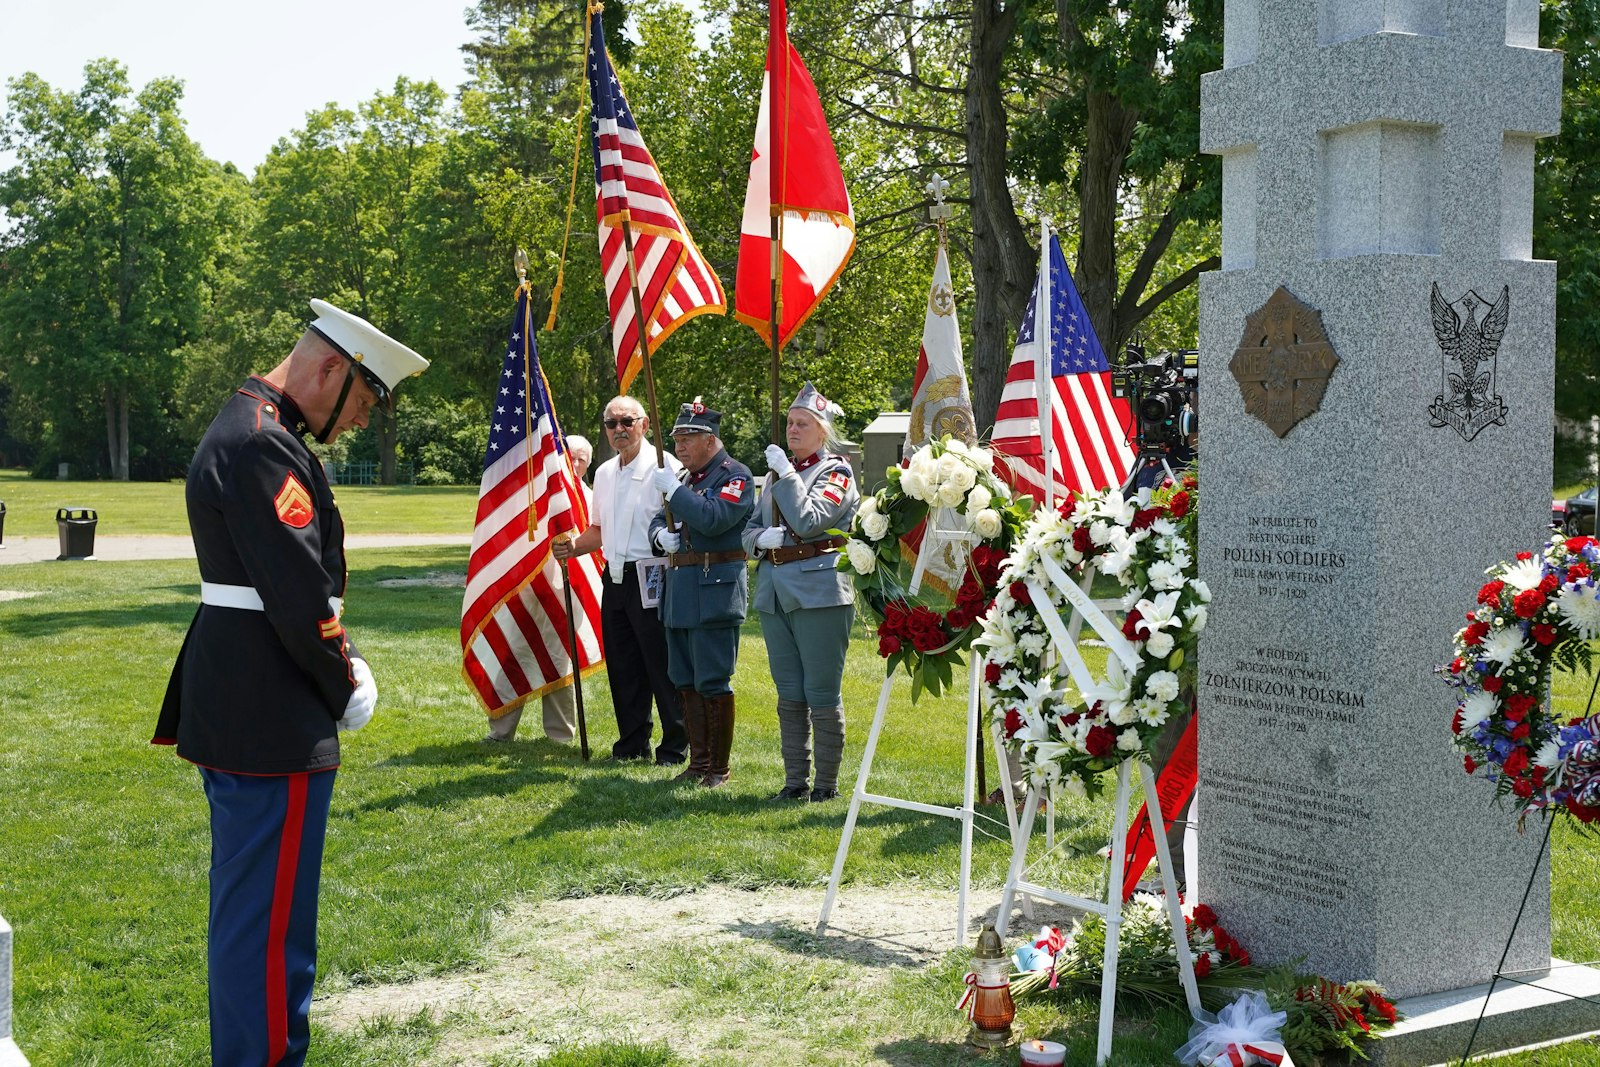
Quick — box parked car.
[1565,486,1597,536]
[1553,497,1567,528]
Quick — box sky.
[0,0,478,173]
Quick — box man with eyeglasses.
[554,396,687,764]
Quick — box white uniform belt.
[201,581,343,619]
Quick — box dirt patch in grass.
[376,570,466,588]
[0,589,42,601]
[319,884,1082,1065]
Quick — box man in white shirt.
[554,397,686,763]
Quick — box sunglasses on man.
[604,416,641,429]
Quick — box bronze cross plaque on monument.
[1228,286,1340,439]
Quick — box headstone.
[54,464,67,481]
[1198,1,1596,1059]
[0,914,28,1066]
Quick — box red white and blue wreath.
[1442,533,1600,824]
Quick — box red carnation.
[1194,954,1212,978]
[1182,472,1198,489]
[878,635,902,657]
[1504,694,1537,720]
[1131,507,1161,531]
[1511,722,1530,741]
[1062,712,1082,727]
[1235,949,1252,967]
[1365,993,1398,1026]
[1482,675,1503,693]
[1531,623,1557,646]
[1569,562,1591,581]
[1463,621,1489,646]
[1004,709,1024,737]
[985,662,1002,685]
[1566,536,1596,554]
[1513,589,1545,618]
[1512,776,1534,798]
[1451,708,1464,734]
[1532,765,1547,786]
[1517,551,1534,561]
[1072,527,1093,555]
[1168,491,1191,518]
[1464,755,1478,774]
[1010,581,1032,605]
[1450,657,1464,673]
[1478,580,1506,605]
[1502,747,1530,776]
[1191,903,1218,930]
[1086,702,1105,720]
[1085,725,1116,758]
[1539,574,1560,595]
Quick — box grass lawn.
[0,548,1597,1065]
[0,470,479,538]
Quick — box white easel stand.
[816,656,1028,944]
[817,507,1028,944]
[995,759,1203,1065]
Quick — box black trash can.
[56,507,98,560]
[0,500,6,547]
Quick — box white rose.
[862,512,891,541]
[947,463,977,493]
[966,483,993,512]
[944,438,969,454]
[973,508,1002,539]
[858,495,878,519]
[1183,604,1208,633]
[972,448,996,472]
[845,540,877,574]
[1145,630,1175,658]
[937,481,968,508]
[901,469,930,501]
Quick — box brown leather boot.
[673,690,710,782]
[701,691,736,788]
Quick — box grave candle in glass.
[1019,1037,1067,1066]
[968,925,1015,1048]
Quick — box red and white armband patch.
[718,478,746,502]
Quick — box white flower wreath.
[977,475,1208,796]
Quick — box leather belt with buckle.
[667,549,749,568]
[768,536,847,565]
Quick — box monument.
[0,914,27,1066]
[1197,0,1599,1060]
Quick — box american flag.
[991,233,1134,503]
[461,284,604,718]
[587,4,724,392]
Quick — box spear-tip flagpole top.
[926,173,952,223]
[515,247,529,284]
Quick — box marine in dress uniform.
[152,299,427,1067]
[742,384,860,802]
[648,400,755,787]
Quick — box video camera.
[1111,343,1198,458]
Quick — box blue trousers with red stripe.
[200,767,335,1067]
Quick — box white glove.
[656,529,682,552]
[339,657,377,733]
[765,444,793,479]
[651,465,681,496]
[756,526,786,550]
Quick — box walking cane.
[559,554,591,760]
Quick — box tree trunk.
[105,386,130,481]
[965,0,1035,436]
[1076,90,1138,358]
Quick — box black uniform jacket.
[153,376,358,774]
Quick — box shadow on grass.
[873,1036,1004,1065]
[0,599,194,637]
[721,917,944,969]
[357,739,575,812]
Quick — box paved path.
[0,533,472,565]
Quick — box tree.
[0,60,229,478]
[1537,0,1600,486]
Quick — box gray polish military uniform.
[650,449,755,695]
[742,451,859,794]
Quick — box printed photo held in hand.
[979,474,1207,797]
[835,435,1034,699]
[1441,533,1600,826]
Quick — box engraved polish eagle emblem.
[1428,283,1509,442]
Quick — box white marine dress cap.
[308,298,430,400]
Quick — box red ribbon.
[957,972,978,1017]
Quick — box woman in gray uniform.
[743,383,861,801]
